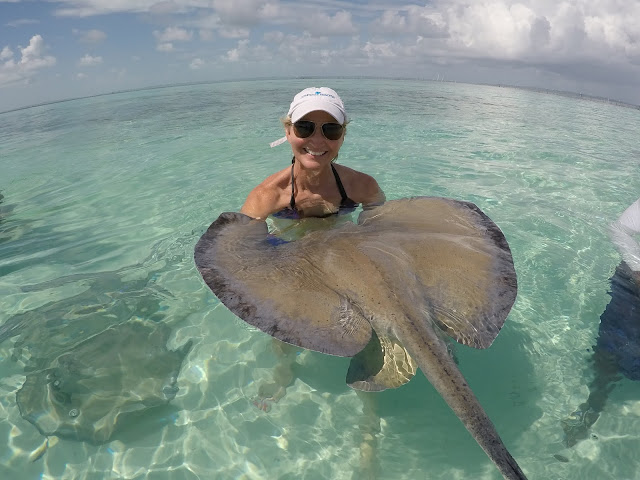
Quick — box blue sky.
[1,0,639,112]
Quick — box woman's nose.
[308,123,325,141]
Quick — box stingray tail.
[399,320,528,480]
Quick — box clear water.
[1,78,639,479]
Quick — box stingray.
[1,268,171,359]
[16,319,192,444]
[194,196,526,480]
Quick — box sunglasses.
[293,120,344,141]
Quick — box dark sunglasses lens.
[293,121,314,138]
[322,123,343,140]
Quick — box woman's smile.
[304,147,328,157]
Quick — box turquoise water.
[1,78,639,479]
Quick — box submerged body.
[195,197,526,479]
[563,197,640,446]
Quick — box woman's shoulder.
[332,163,376,185]
[241,167,292,219]
[254,167,291,190]
[333,164,384,204]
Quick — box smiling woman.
[237,88,389,472]
[240,87,385,221]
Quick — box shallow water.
[1,78,639,479]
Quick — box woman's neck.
[292,160,334,192]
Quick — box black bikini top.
[271,159,357,219]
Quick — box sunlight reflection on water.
[1,79,639,479]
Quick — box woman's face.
[285,110,344,169]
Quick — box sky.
[1,0,640,112]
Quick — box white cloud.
[224,39,272,62]
[275,33,331,63]
[153,26,193,53]
[300,10,358,37]
[436,0,640,63]
[189,58,204,69]
[443,3,535,58]
[260,2,284,20]
[39,0,277,20]
[54,0,164,17]
[225,39,248,62]
[363,41,398,60]
[1,46,13,61]
[78,54,103,66]
[2,0,639,106]
[199,29,215,41]
[73,28,107,43]
[153,26,193,43]
[219,27,250,39]
[157,42,175,52]
[29,0,640,66]
[263,31,285,44]
[6,18,40,27]
[186,7,264,38]
[109,67,127,79]
[371,10,407,35]
[212,0,273,27]
[0,35,56,87]
[371,8,446,38]
[188,14,221,31]
[149,1,187,15]
[20,35,50,64]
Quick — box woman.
[241,87,385,220]
[242,87,384,478]
[242,87,383,401]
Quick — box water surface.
[1,78,639,479]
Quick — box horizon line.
[1,76,639,115]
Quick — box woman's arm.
[240,185,281,220]
[365,177,386,206]
[343,168,385,207]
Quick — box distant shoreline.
[1,76,639,115]
[497,84,640,111]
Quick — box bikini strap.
[289,156,296,209]
[290,161,350,212]
[331,164,349,203]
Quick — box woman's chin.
[297,153,332,168]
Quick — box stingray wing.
[194,212,372,356]
[358,197,517,349]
